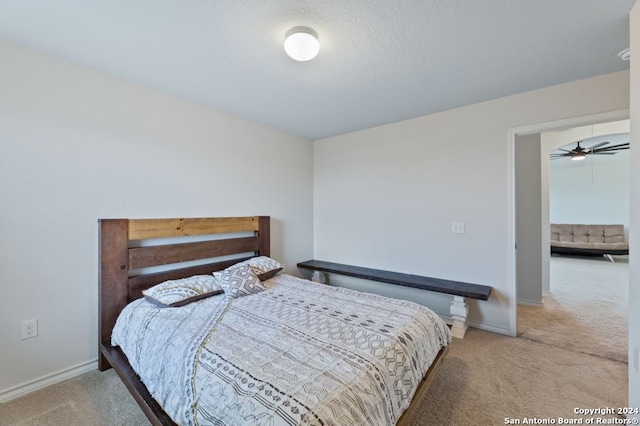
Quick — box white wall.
[313,71,629,335]
[549,157,630,227]
[515,133,543,305]
[628,0,640,413]
[544,122,630,231]
[0,40,314,399]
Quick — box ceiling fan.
[550,140,629,161]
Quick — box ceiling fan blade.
[592,148,627,154]
[550,152,569,157]
[590,152,616,155]
[588,141,610,150]
[596,148,629,153]
[593,143,629,152]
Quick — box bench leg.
[604,254,614,263]
[450,296,469,339]
[312,271,330,284]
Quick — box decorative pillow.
[215,264,266,299]
[222,256,283,281]
[213,256,283,282]
[142,275,223,307]
[244,255,282,273]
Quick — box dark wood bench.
[297,259,492,338]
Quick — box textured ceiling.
[0,1,634,140]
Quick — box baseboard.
[517,299,544,307]
[438,312,512,337]
[0,358,98,403]
[467,320,512,336]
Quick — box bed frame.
[99,215,448,426]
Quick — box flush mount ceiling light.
[284,26,319,61]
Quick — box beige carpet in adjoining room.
[0,256,629,425]
[518,255,628,363]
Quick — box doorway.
[508,109,629,336]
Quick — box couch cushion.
[604,225,626,243]
[571,224,589,243]
[556,224,575,242]
[586,225,605,243]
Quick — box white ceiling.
[0,1,634,140]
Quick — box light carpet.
[518,255,628,363]
[410,328,627,425]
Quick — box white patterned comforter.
[112,274,451,426]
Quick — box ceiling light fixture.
[284,26,319,61]
[571,151,586,161]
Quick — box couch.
[550,224,629,261]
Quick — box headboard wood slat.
[128,236,259,270]
[99,219,129,371]
[257,216,270,257]
[128,217,260,240]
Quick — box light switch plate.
[451,222,465,234]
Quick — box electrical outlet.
[451,222,465,234]
[21,318,38,340]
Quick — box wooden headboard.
[98,216,270,371]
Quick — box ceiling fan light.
[284,26,319,61]
[571,152,586,161]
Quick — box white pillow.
[215,264,266,299]
[142,275,223,307]
[215,256,283,281]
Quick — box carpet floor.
[518,255,628,363]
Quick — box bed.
[99,216,450,425]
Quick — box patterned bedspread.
[112,274,451,426]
